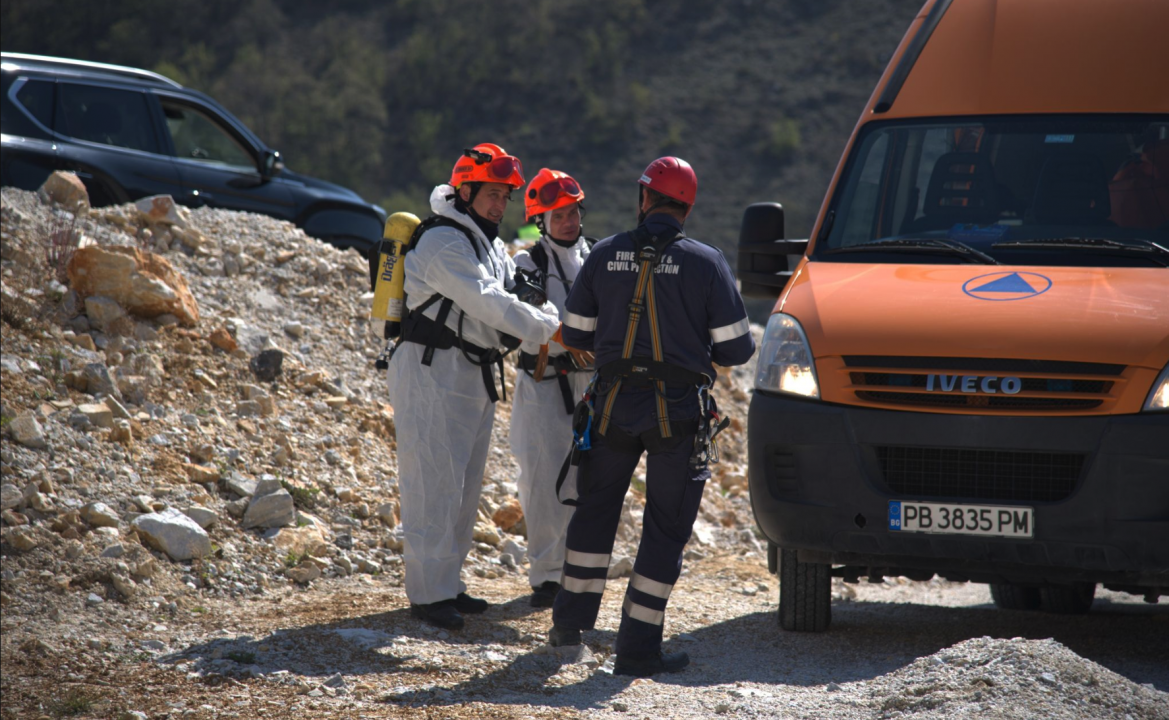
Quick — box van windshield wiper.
[991,237,1169,267]
[822,237,1001,265]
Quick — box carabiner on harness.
[689,384,730,471]
[572,375,598,454]
[375,338,397,371]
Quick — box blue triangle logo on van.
[962,271,1053,301]
[972,272,1035,293]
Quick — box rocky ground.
[2,179,1167,719]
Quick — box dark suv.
[1,53,385,252]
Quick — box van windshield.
[816,116,1169,267]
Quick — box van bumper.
[747,392,1169,587]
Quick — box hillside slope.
[1,0,922,251]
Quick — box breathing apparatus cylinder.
[371,212,422,338]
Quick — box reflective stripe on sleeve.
[563,576,608,594]
[710,317,750,344]
[564,311,597,332]
[623,595,665,625]
[566,549,611,568]
[629,572,674,600]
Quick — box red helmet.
[449,143,525,189]
[524,168,585,220]
[638,156,697,205]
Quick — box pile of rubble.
[1,172,759,628]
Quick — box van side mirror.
[736,202,808,298]
[260,150,284,179]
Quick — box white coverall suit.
[387,185,560,605]
[510,235,591,588]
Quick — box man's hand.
[551,325,595,368]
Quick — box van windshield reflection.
[816,116,1169,267]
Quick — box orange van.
[737,0,1169,631]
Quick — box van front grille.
[841,356,1123,413]
[877,445,1085,502]
[855,390,1103,411]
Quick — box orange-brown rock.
[67,245,199,326]
[38,171,90,210]
[182,463,220,484]
[492,497,524,531]
[208,327,238,353]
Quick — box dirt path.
[5,552,1166,719]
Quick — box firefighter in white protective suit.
[386,144,566,630]
[510,169,596,608]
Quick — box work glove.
[551,325,594,368]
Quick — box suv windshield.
[816,116,1169,267]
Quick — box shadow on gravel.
[160,594,1167,710]
[656,597,1169,691]
[160,604,529,681]
[386,596,1168,711]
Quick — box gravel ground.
[2,185,1167,719]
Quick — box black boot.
[410,600,464,630]
[613,650,690,677]
[529,581,561,608]
[453,592,489,614]
[548,625,582,647]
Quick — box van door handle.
[188,190,213,207]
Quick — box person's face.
[548,203,582,242]
[462,182,511,224]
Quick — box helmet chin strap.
[638,186,667,225]
[637,186,686,225]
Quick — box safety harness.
[394,216,518,403]
[555,227,728,506]
[517,237,596,413]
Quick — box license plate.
[888,501,1034,538]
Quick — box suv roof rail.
[0,52,183,89]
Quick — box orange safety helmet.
[449,143,525,189]
[524,168,585,221]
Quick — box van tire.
[1039,583,1096,614]
[989,583,1042,610]
[778,548,831,632]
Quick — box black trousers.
[552,389,709,659]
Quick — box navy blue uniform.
[553,213,754,659]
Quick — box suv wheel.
[989,583,1042,611]
[777,547,831,632]
[1039,583,1096,614]
[327,235,374,256]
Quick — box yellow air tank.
[371,212,421,338]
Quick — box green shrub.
[764,116,803,162]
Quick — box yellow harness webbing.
[596,242,673,439]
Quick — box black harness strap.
[400,296,507,403]
[596,357,707,388]
[394,216,519,402]
[518,351,587,414]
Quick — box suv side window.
[14,79,55,129]
[160,99,254,170]
[55,83,160,154]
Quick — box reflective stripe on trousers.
[552,418,708,658]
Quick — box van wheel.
[1039,583,1096,614]
[778,548,831,632]
[989,583,1041,610]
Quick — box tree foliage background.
[2,0,920,258]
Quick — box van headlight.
[755,313,820,398]
[1144,364,1169,412]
